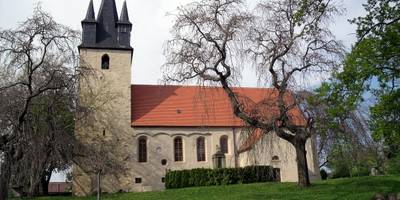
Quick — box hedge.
[165,166,277,189]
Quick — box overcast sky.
[0,0,366,88]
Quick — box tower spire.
[116,0,132,48]
[80,0,132,50]
[97,0,118,24]
[96,0,119,46]
[84,0,95,21]
[119,1,130,23]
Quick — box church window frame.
[138,136,147,163]
[196,137,206,162]
[174,137,184,162]
[220,135,228,154]
[101,54,110,70]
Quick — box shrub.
[350,166,370,177]
[331,166,351,179]
[387,154,400,175]
[165,166,275,189]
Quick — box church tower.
[74,0,133,196]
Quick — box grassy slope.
[36,176,400,200]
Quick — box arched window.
[220,136,228,154]
[174,137,183,161]
[138,137,147,162]
[101,54,109,69]
[197,137,206,162]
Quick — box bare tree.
[163,0,344,187]
[0,5,81,199]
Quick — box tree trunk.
[97,171,101,200]
[27,160,42,197]
[294,139,310,187]
[0,152,11,200]
[40,169,52,196]
[28,175,40,197]
[40,178,49,196]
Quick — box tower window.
[138,136,147,162]
[174,137,183,162]
[197,137,206,162]
[101,54,109,69]
[220,136,228,154]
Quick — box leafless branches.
[0,4,80,136]
[0,4,82,198]
[163,0,345,187]
[163,0,251,83]
[164,0,345,140]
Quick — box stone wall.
[73,48,133,196]
[74,125,320,195]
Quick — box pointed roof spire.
[96,0,119,46]
[97,0,118,23]
[119,1,131,23]
[80,0,132,50]
[84,0,95,21]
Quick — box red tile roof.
[131,85,306,127]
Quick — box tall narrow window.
[174,137,183,161]
[197,137,206,162]
[138,137,147,162]
[101,54,109,69]
[220,136,228,154]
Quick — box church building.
[72,0,320,196]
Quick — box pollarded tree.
[163,0,344,187]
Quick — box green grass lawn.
[36,176,400,200]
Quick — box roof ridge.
[131,84,276,90]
